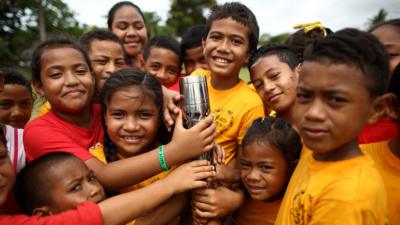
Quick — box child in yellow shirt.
[235,117,302,225]
[189,3,264,224]
[275,28,389,225]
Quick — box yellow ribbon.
[293,22,327,37]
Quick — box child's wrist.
[158,145,169,171]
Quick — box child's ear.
[201,38,207,54]
[32,80,45,97]
[139,57,145,69]
[294,63,302,78]
[32,206,53,216]
[368,93,398,124]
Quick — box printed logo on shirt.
[290,190,313,225]
[213,107,234,135]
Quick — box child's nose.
[247,169,261,181]
[304,99,326,121]
[124,116,140,131]
[65,72,79,86]
[10,106,25,118]
[105,62,117,74]
[87,182,103,201]
[217,39,230,53]
[126,26,138,37]
[264,81,275,93]
[156,70,168,82]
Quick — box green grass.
[239,67,250,83]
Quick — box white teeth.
[122,136,140,141]
[215,57,229,64]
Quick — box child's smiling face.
[0,84,33,128]
[203,17,250,79]
[34,47,94,114]
[89,40,125,93]
[143,47,181,88]
[250,55,298,114]
[240,141,289,201]
[105,86,159,158]
[111,5,148,59]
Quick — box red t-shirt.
[0,201,102,225]
[168,73,186,92]
[358,118,398,144]
[23,104,104,161]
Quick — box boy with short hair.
[190,2,264,224]
[0,145,214,224]
[142,36,183,90]
[248,44,301,119]
[181,24,209,75]
[275,28,389,225]
[79,29,126,97]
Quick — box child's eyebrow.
[258,160,276,166]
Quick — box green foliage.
[258,32,291,46]
[166,0,216,37]
[144,11,175,37]
[0,0,87,69]
[367,9,388,30]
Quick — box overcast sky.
[64,0,400,36]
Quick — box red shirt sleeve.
[0,201,102,225]
[23,115,94,162]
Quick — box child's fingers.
[172,94,184,110]
[194,170,215,181]
[194,113,214,133]
[192,190,214,204]
[192,207,217,219]
[213,145,225,164]
[192,212,209,225]
[200,117,216,138]
[192,200,215,212]
[188,159,210,167]
[192,165,215,173]
[173,110,183,129]
[191,188,209,196]
[191,180,209,189]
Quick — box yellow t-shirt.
[361,141,400,225]
[38,101,51,116]
[234,198,281,225]
[192,69,265,164]
[89,144,176,225]
[275,152,388,225]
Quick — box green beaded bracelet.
[158,145,169,171]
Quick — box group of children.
[0,1,399,225]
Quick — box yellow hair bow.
[293,21,327,37]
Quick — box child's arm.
[86,112,216,191]
[0,161,214,225]
[100,160,215,225]
[135,193,188,225]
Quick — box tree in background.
[367,9,388,30]
[258,32,291,46]
[166,0,216,37]
[0,0,87,68]
[144,11,175,38]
